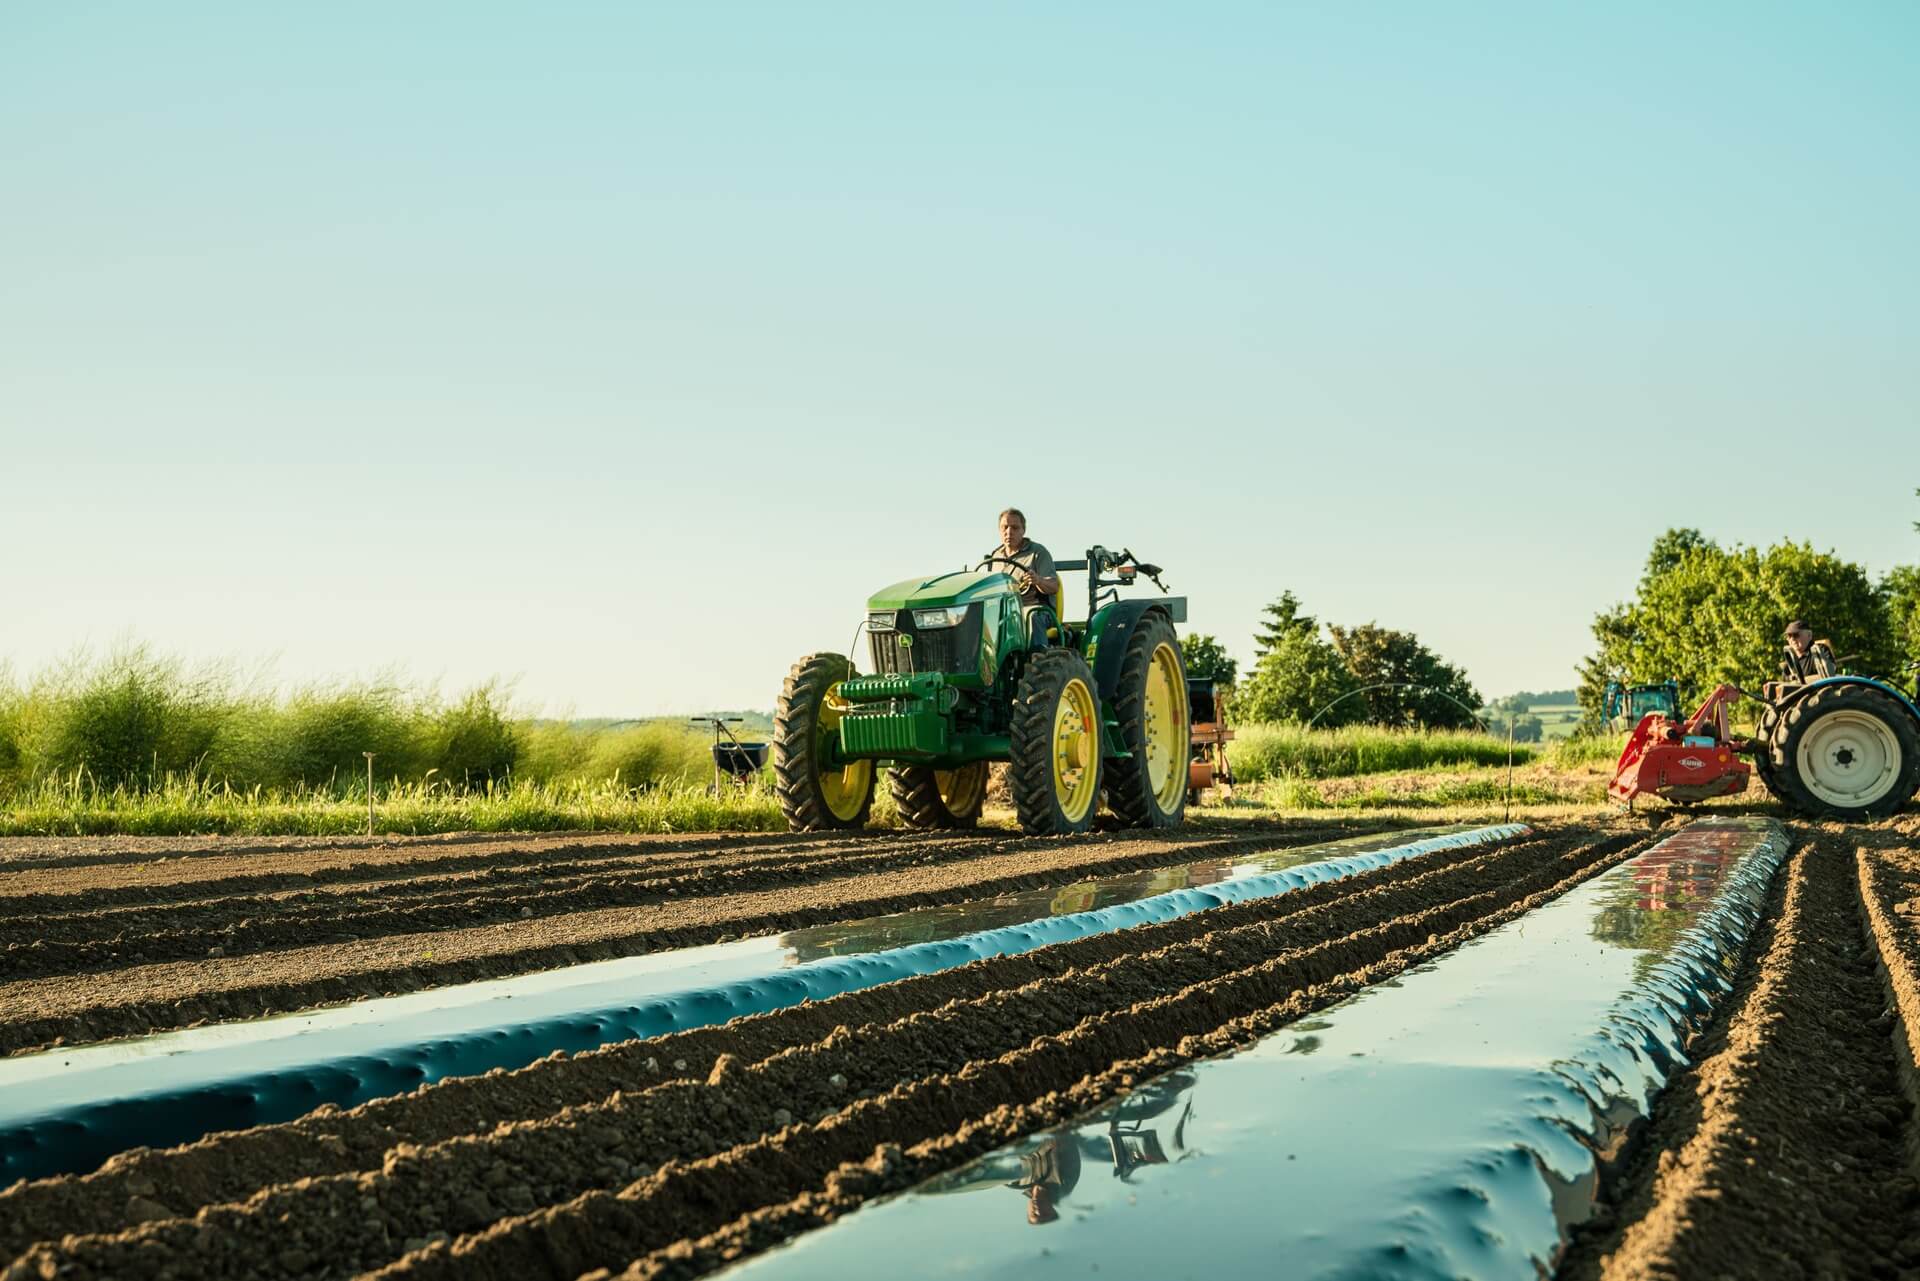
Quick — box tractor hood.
[866,570,1013,611]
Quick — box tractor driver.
[1780,619,1839,682]
[993,507,1060,648]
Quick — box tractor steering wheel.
[977,554,1029,577]
[977,554,1045,597]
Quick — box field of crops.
[3,812,1918,1279]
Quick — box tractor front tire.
[1769,683,1920,821]
[889,763,987,829]
[1009,649,1104,836]
[774,653,875,832]
[1104,613,1190,829]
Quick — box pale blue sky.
[4,3,1916,714]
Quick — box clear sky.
[5,3,1917,715]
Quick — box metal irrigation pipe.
[363,752,376,837]
[1304,683,1491,733]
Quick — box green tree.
[1577,531,1897,723]
[1325,623,1481,730]
[1180,634,1238,686]
[1237,627,1356,725]
[1252,591,1316,657]
[1885,564,1920,668]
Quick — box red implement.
[1608,683,1752,807]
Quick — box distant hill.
[1487,688,1577,707]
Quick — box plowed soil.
[0,820,1406,1055]
[0,825,1636,1281]
[1559,814,1920,1281]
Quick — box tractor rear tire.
[1009,649,1104,836]
[1752,702,1804,813]
[1768,683,1920,821]
[888,763,987,829]
[1104,613,1190,829]
[774,653,875,832]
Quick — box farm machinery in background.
[1606,658,1920,821]
[1603,681,1681,729]
[775,546,1194,835]
[1186,678,1235,804]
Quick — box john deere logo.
[897,634,914,649]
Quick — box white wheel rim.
[1795,709,1901,808]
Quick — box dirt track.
[0,821,1407,1055]
[0,825,1634,1280]
[1559,814,1920,1280]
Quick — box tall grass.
[0,645,728,803]
[1227,723,1537,782]
[1546,733,1627,767]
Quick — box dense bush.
[1578,530,1914,723]
[7,648,230,790]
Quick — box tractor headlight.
[867,611,897,632]
[912,606,970,629]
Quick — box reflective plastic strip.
[0,823,1526,1182]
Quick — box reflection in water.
[781,829,1454,965]
[1590,825,1742,978]
[785,867,1236,963]
[926,1072,1202,1227]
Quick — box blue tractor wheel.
[1768,683,1920,821]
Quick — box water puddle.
[726,817,1787,1281]
[0,824,1517,1182]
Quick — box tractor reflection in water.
[780,865,1233,964]
[924,1070,1201,1226]
[1589,830,1741,976]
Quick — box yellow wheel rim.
[1051,676,1100,823]
[1143,642,1189,812]
[816,683,874,822]
[934,762,987,814]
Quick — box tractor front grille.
[868,605,981,679]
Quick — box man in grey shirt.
[991,507,1061,647]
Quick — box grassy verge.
[1226,723,1540,781]
[0,687,1636,838]
[0,776,788,838]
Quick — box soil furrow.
[0,835,919,928]
[4,835,1133,976]
[1558,834,1920,1281]
[0,824,1390,1055]
[0,821,1404,906]
[1860,842,1920,1181]
[0,830,889,907]
[0,828,1576,1264]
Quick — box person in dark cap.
[1779,619,1838,682]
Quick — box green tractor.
[774,546,1191,836]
